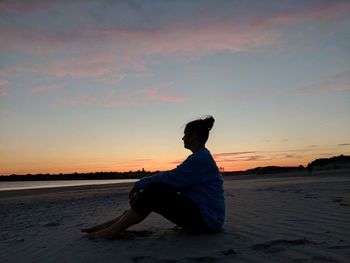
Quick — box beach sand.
[0,170,349,262]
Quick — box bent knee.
[143,183,176,194]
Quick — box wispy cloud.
[0,22,275,81]
[0,53,136,81]
[112,159,154,166]
[252,1,350,28]
[216,155,273,163]
[2,1,349,55]
[296,70,350,96]
[131,159,152,163]
[147,83,186,104]
[0,0,46,13]
[1,0,349,108]
[213,147,328,164]
[52,82,186,110]
[53,95,98,108]
[31,83,64,93]
[0,89,7,97]
[0,81,8,96]
[213,151,270,163]
[213,152,257,158]
[213,142,350,171]
[0,79,8,86]
[167,159,184,165]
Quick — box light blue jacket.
[134,148,225,232]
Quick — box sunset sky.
[1,0,350,175]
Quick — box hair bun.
[185,115,215,145]
[202,116,215,131]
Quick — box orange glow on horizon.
[0,156,316,176]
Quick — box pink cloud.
[253,1,350,29]
[1,1,349,97]
[60,95,98,107]
[0,0,46,13]
[0,21,276,83]
[31,54,116,79]
[2,1,349,57]
[147,90,186,103]
[52,82,186,110]
[53,94,131,110]
[0,89,7,97]
[147,83,186,104]
[31,83,64,93]
[0,20,278,62]
[92,21,278,58]
[0,79,8,86]
[0,52,137,81]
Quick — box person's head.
[182,116,215,152]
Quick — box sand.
[0,169,349,263]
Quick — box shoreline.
[0,181,134,200]
[0,168,349,198]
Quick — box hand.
[129,186,140,203]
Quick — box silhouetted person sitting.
[82,116,225,239]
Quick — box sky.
[1,0,350,175]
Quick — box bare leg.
[81,211,126,233]
[88,208,145,239]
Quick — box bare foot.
[81,226,101,233]
[81,225,109,233]
[81,211,127,233]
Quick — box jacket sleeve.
[133,154,209,191]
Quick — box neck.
[190,144,205,153]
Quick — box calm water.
[0,179,138,191]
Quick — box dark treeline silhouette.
[307,154,350,172]
[238,165,305,175]
[1,155,349,181]
[225,155,349,176]
[0,169,158,182]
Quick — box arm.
[132,154,210,191]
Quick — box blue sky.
[1,0,349,174]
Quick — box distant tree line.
[241,165,305,175]
[307,155,350,172]
[225,155,349,175]
[0,169,158,181]
[1,155,349,181]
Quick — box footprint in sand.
[44,222,61,227]
[312,256,338,262]
[251,238,314,253]
[127,230,155,237]
[332,197,343,203]
[221,249,236,256]
[331,196,349,206]
[132,256,177,263]
[132,255,223,262]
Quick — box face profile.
[182,129,197,150]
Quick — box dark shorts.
[130,183,210,234]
